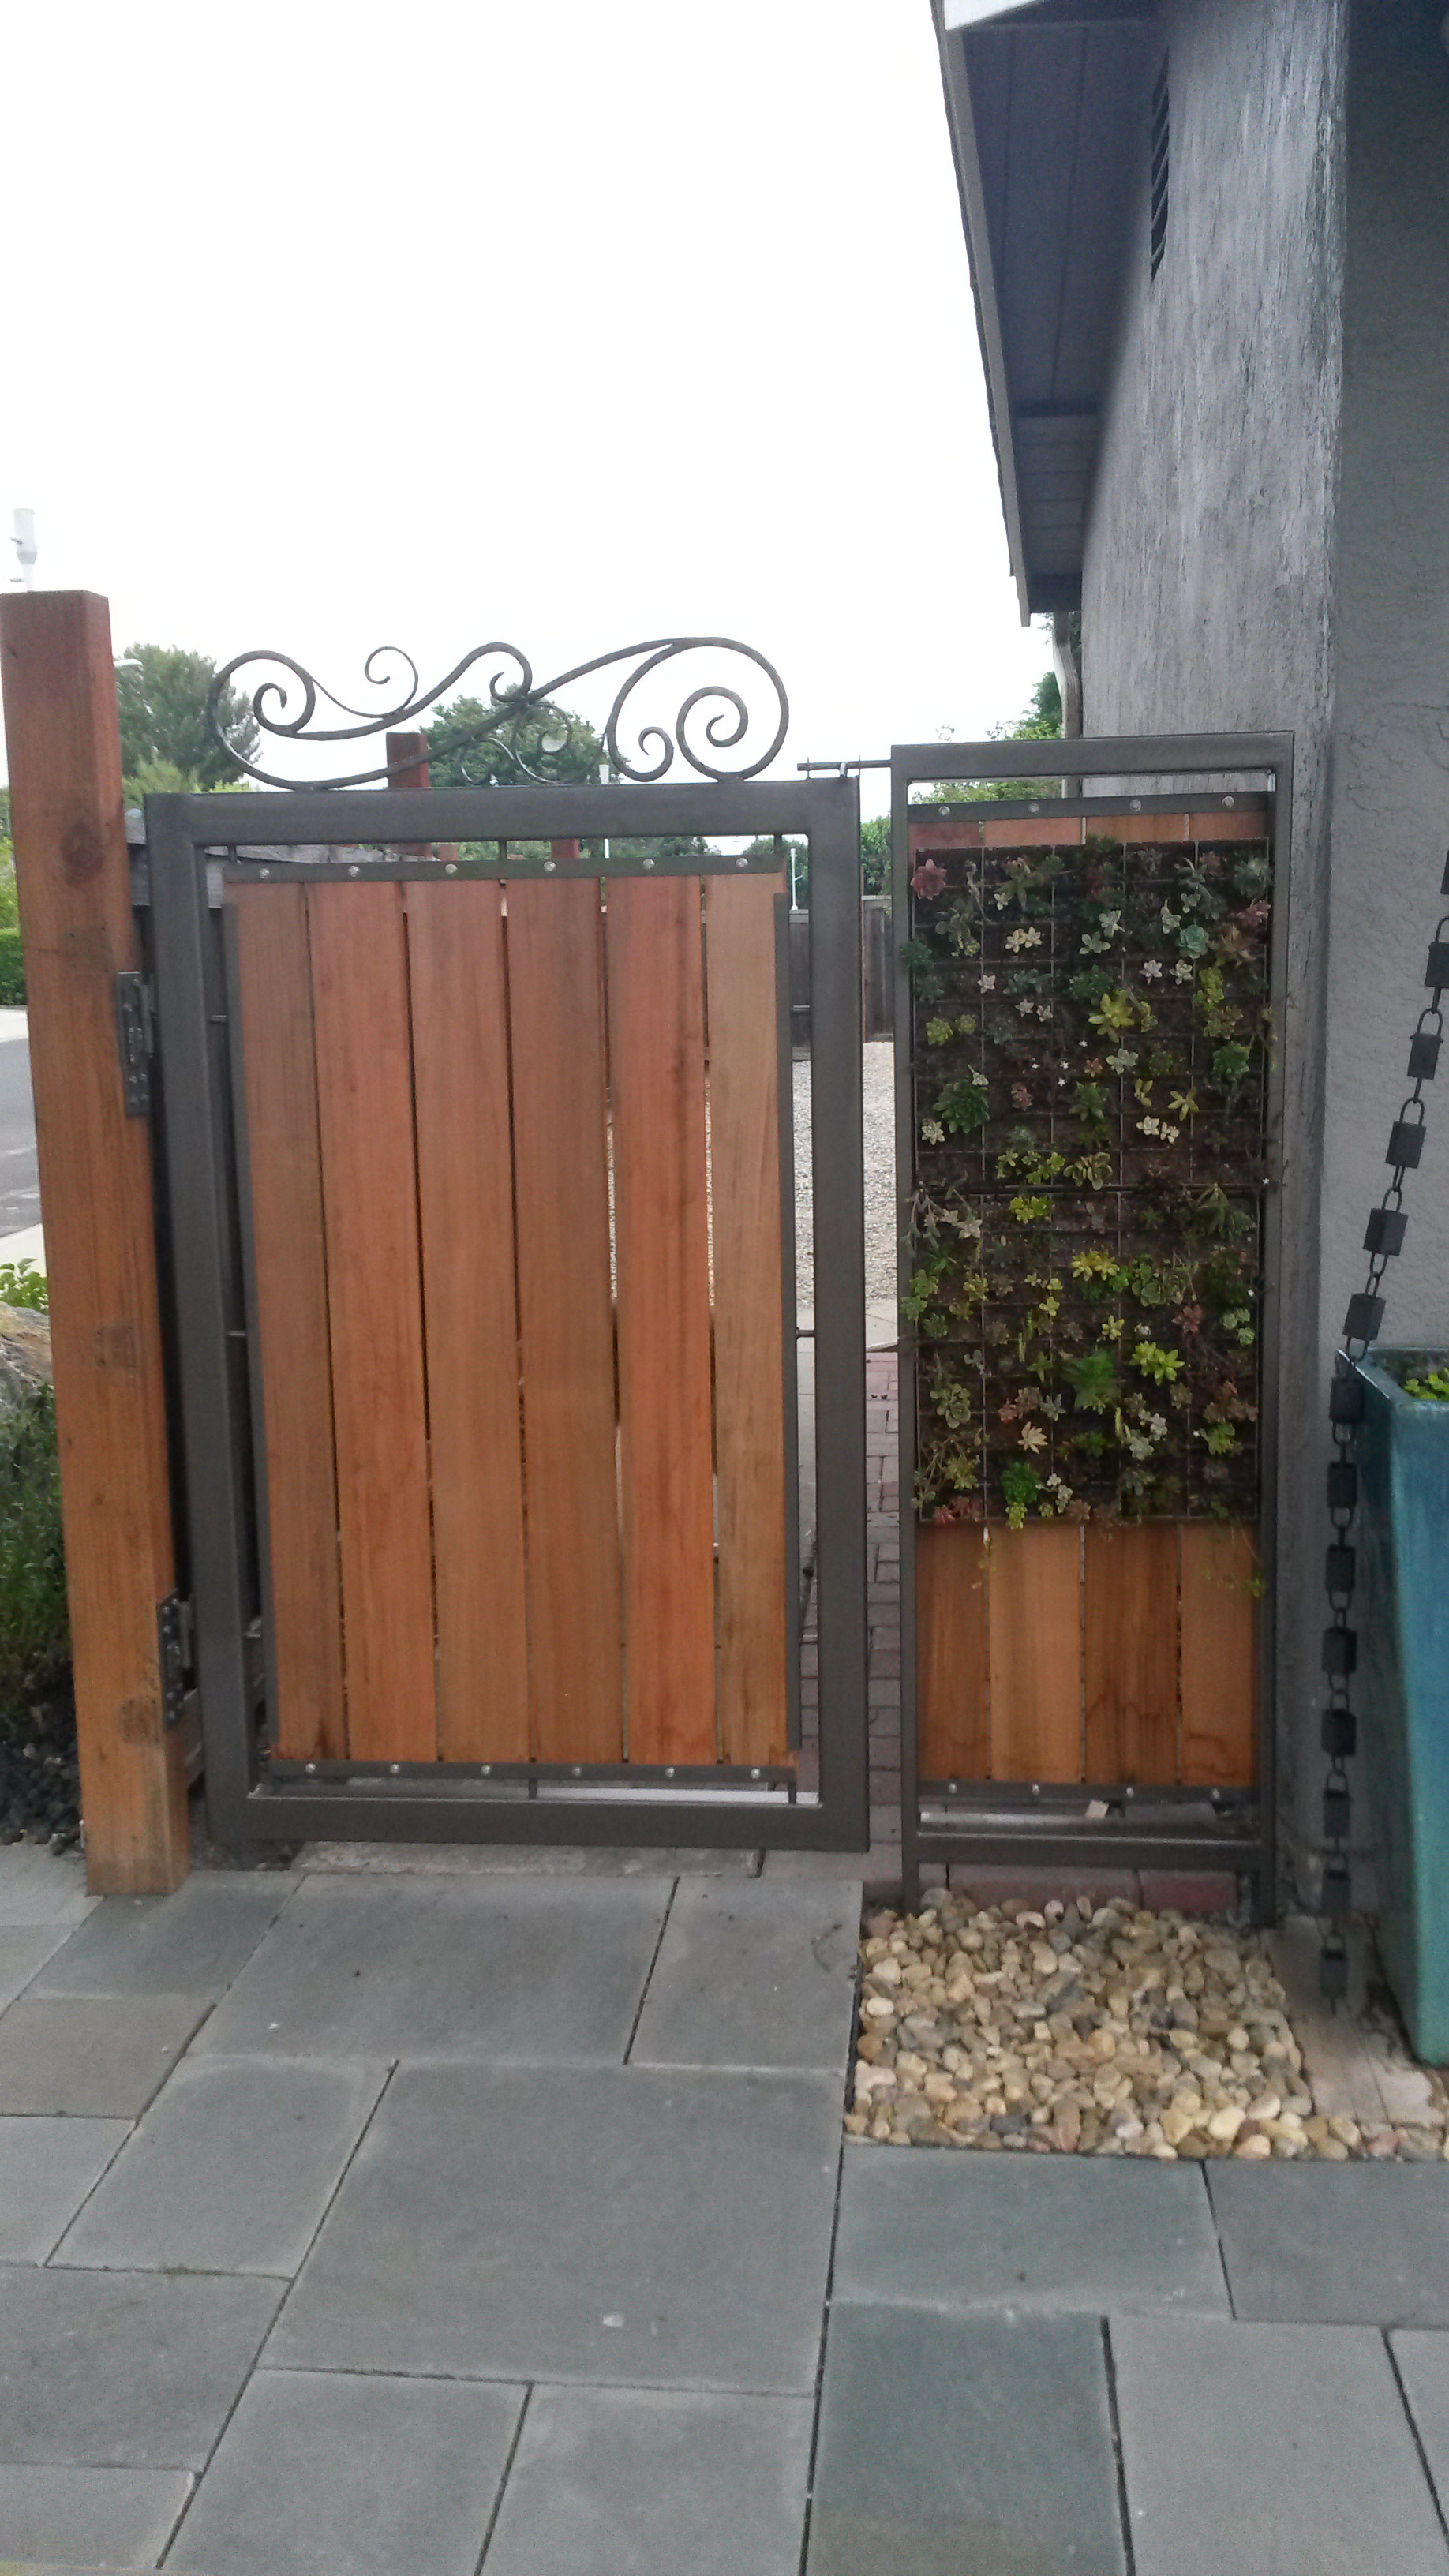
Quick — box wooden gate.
[148,776,868,1852]
[891,733,1294,1908]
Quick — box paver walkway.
[4,1845,1449,2574]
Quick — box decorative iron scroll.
[206,637,789,792]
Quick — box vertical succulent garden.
[904,828,1273,1530]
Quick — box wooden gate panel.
[407,882,530,1763]
[606,876,717,1765]
[916,1522,988,1780]
[1181,1524,1259,1785]
[987,1524,1082,1780]
[506,877,623,1764]
[308,882,437,1761]
[230,885,346,1762]
[705,873,791,1767]
[1084,1523,1180,1784]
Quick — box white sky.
[2,0,1050,814]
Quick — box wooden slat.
[307,882,436,1761]
[0,591,188,1891]
[706,872,789,1766]
[607,876,717,1765]
[407,882,530,1762]
[230,886,346,1762]
[1181,1523,1260,1785]
[1185,808,1270,842]
[987,1522,1083,1780]
[916,1523,988,1780]
[1084,1522,1179,1784]
[506,877,623,1762]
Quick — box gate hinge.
[115,972,156,1117]
[158,1593,193,1727]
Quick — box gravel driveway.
[792,1040,896,1318]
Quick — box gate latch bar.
[157,1593,193,1728]
[115,972,155,1117]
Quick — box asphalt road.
[0,1023,39,1238]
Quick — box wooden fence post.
[0,592,189,1893]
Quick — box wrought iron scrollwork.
[206,635,789,791]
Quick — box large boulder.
[0,1302,52,1418]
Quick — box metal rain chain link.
[1321,848,1449,1999]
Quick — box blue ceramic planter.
[1354,1350,1449,2063]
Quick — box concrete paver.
[1389,2332,1449,2521]
[26,1877,286,2004]
[55,2057,388,2277]
[1112,2315,1449,2576]
[194,1874,669,2065]
[0,1848,95,1930]
[807,2304,1128,2576]
[1208,2162,1449,2324]
[833,2147,1229,2316]
[0,2268,280,2467]
[629,1879,860,2071]
[0,1996,208,2117]
[482,2386,814,2576]
[0,2119,130,2263]
[166,2368,522,2576]
[268,2062,842,2391]
[0,1928,73,2013]
[0,2465,192,2569]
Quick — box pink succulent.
[911,859,947,900]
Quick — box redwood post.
[0,592,189,1892]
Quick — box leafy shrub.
[0,1262,47,1312]
[1405,1366,1449,1404]
[0,1385,69,1709]
[0,928,24,1007]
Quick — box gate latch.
[115,972,155,1118]
[157,1593,193,1728]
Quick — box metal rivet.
[480,1763,491,1775]
[305,1761,316,1774]
[259,866,271,880]
[642,856,656,871]
[390,1762,400,1775]
[1222,794,1236,808]
[544,859,557,873]
[348,863,360,877]
[445,861,458,875]
[1129,797,1143,812]
[1029,802,1041,815]
[751,1766,762,1780]
[665,1765,675,1779]
[572,1764,582,1777]
[736,856,749,870]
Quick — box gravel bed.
[0,1692,81,1851]
[849,1894,1449,2162]
[793,1040,896,1314]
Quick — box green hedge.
[0,928,24,1007]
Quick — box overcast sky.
[2,0,1049,812]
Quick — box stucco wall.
[1079,0,1350,1900]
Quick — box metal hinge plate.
[115,972,155,1116]
[158,1593,193,1727]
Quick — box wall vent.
[1150,56,1170,279]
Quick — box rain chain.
[1321,849,1449,1998]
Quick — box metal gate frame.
[146,773,868,1853]
[890,731,1295,1910]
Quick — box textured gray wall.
[1080,0,1350,1899]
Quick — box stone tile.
[295,1844,752,1877]
[271,2064,841,2391]
[1112,2316,1448,2576]
[485,2386,813,2576]
[167,2368,522,2576]
[0,1845,95,1928]
[807,2305,1127,2575]
[1208,2162,1449,2323]
[194,1874,668,2063]
[0,1994,207,2116]
[834,2147,1227,2316]
[0,2117,130,2262]
[28,1874,286,2001]
[1390,2332,1449,2518]
[630,1881,859,2072]
[0,1923,73,2009]
[0,2463,193,2567]
[56,2057,388,2275]
[0,2268,281,2466]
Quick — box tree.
[115,646,258,792]
[425,693,601,788]
[859,814,891,895]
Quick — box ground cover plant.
[0,1270,78,1847]
[905,831,1272,1526]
